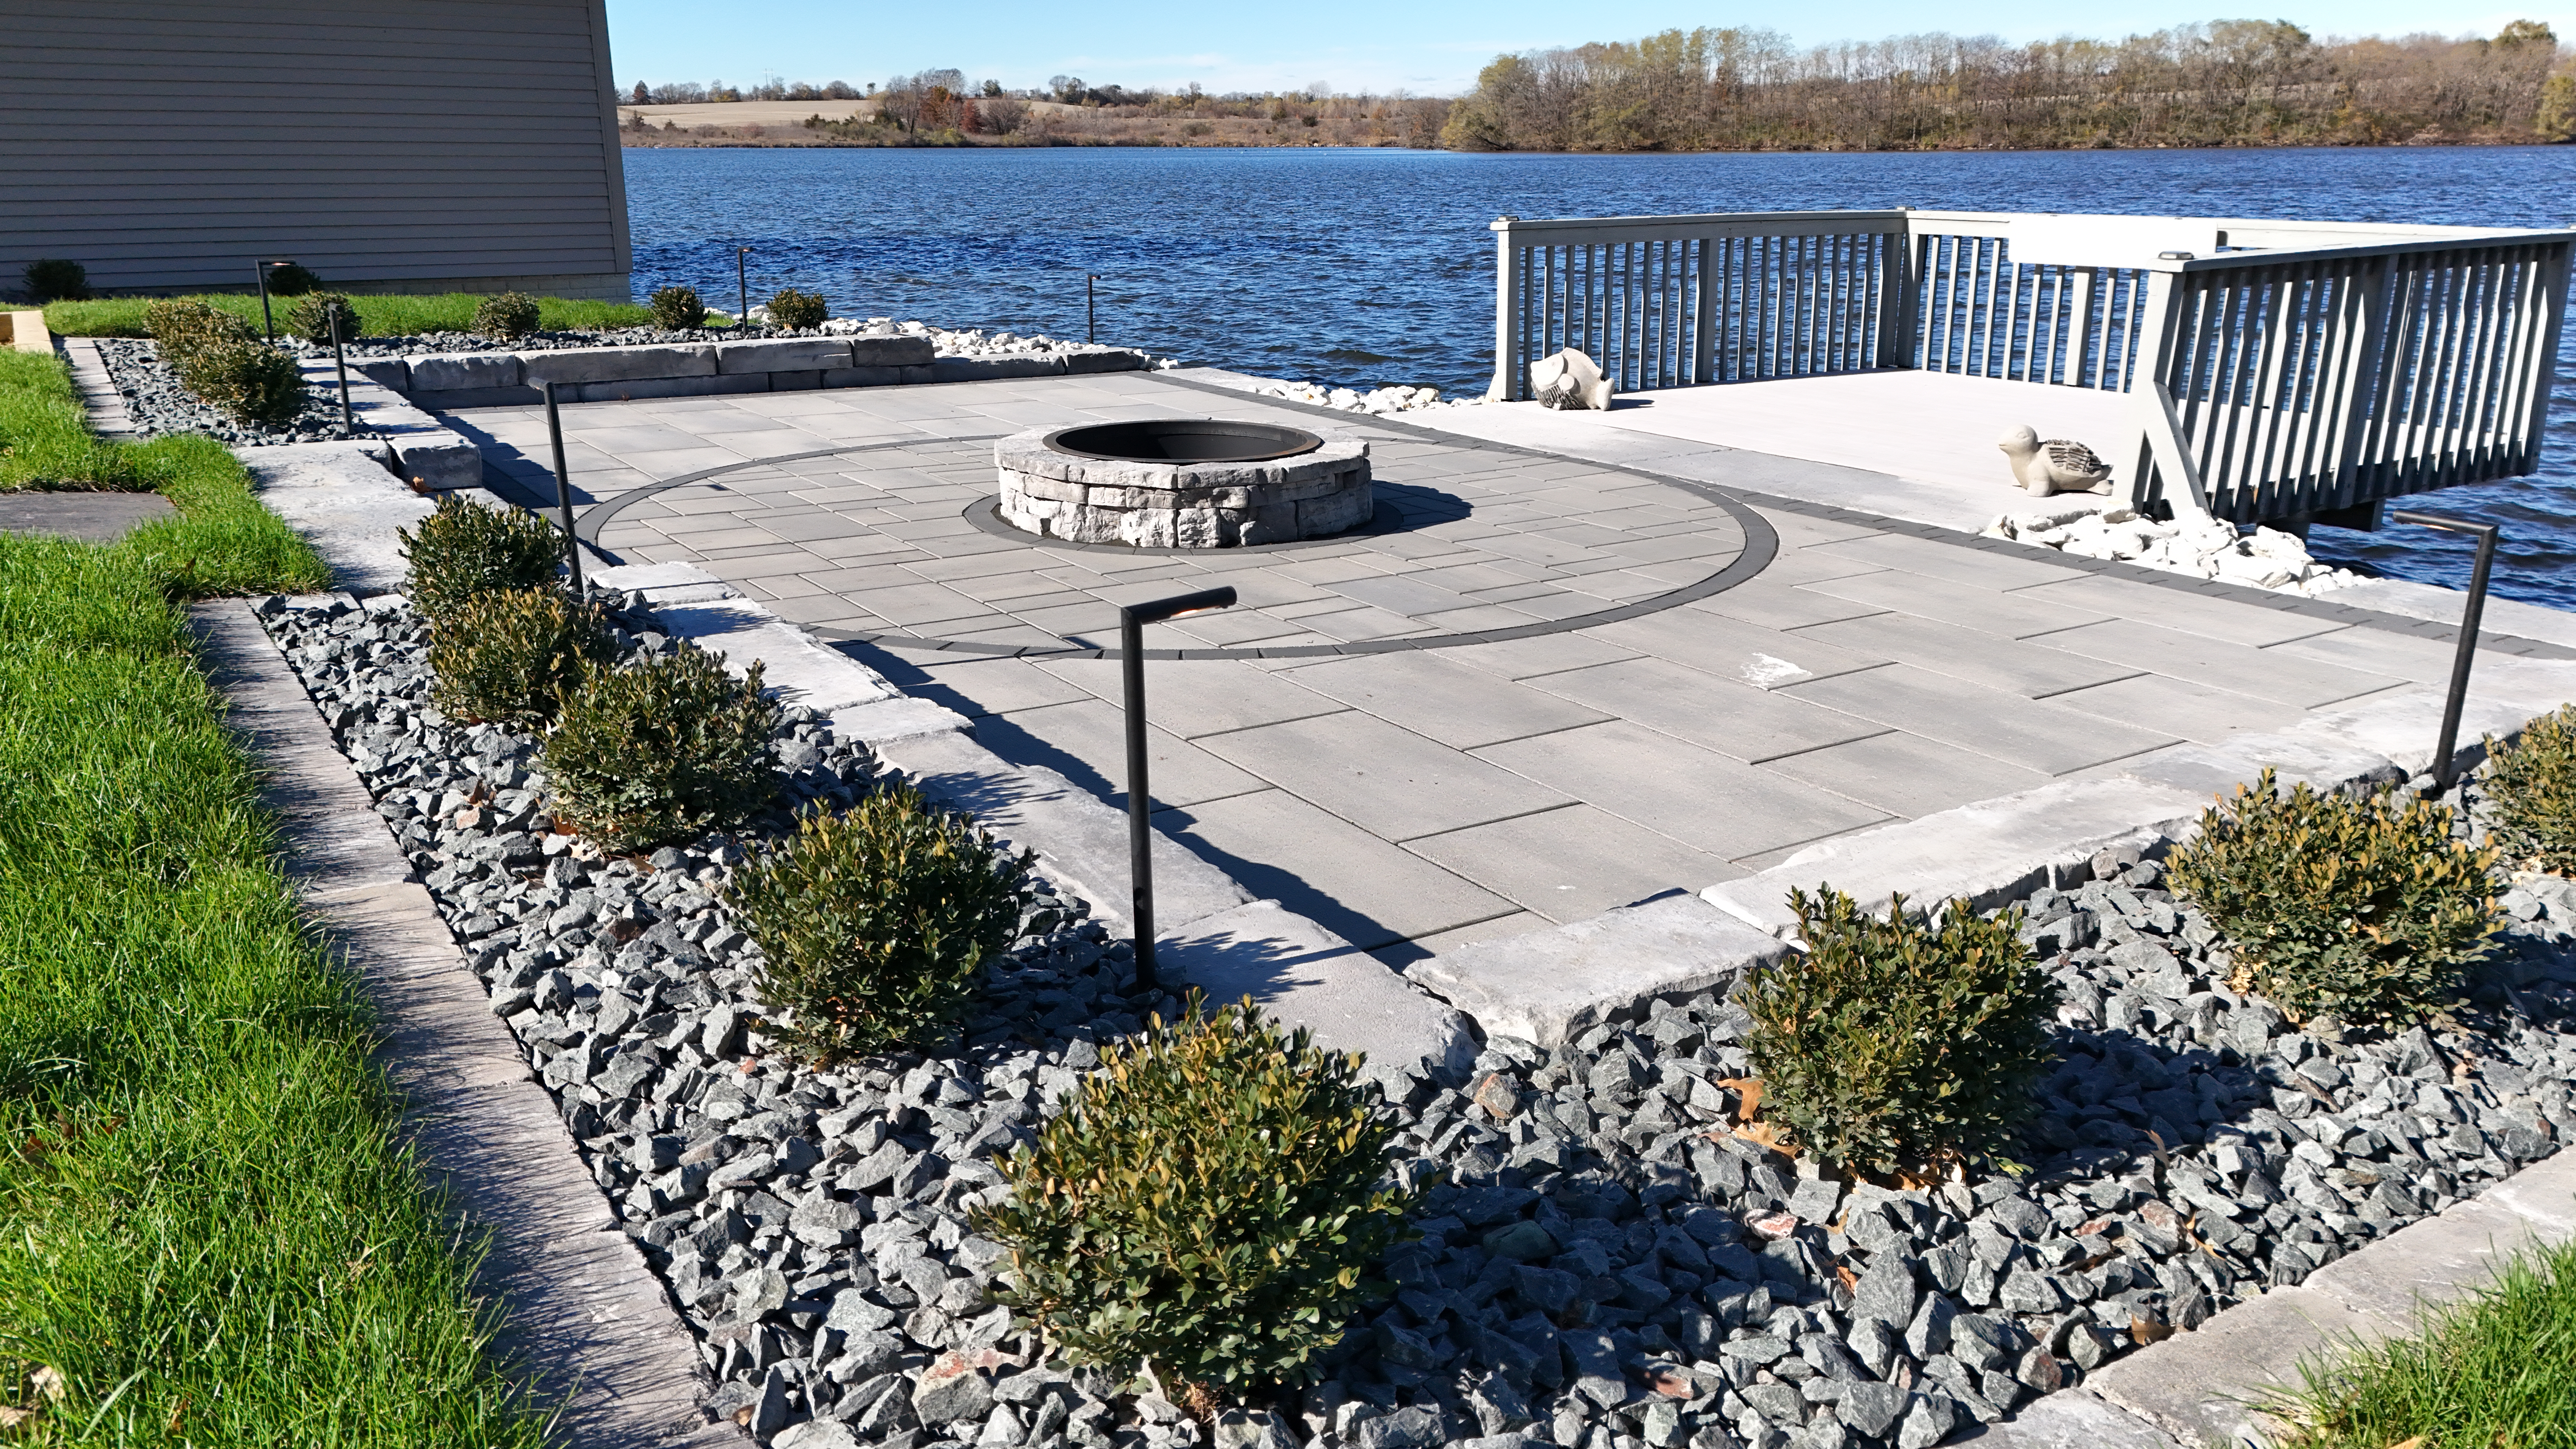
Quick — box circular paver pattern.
[578,430,1777,660]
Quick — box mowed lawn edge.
[0,355,552,1444]
[42,292,658,339]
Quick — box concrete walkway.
[451,370,2576,964]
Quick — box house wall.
[0,0,632,300]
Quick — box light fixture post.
[1118,585,1238,988]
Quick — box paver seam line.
[1135,372,2576,662]
[189,601,739,1449]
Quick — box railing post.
[1490,217,1522,402]
[2522,241,2572,468]
[2120,264,2189,513]
[1693,234,1718,384]
[1875,217,1919,370]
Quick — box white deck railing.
[1489,208,2575,524]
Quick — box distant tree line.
[1439,19,2576,151]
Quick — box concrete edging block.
[187,601,735,1445]
[714,338,854,374]
[829,696,973,747]
[520,344,716,387]
[932,356,1066,383]
[1702,778,2211,938]
[1163,900,1480,1092]
[1405,893,1791,1049]
[294,358,483,491]
[649,598,901,714]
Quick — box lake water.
[623,145,2576,608]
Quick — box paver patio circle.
[575,430,1781,662]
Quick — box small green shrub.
[2170,770,2502,1028]
[543,644,781,852]
[288,292,363,346]
[21,258,87,302]
[145,297,254,371]
[472,290,542,341]
[180,340,307,426]
[2483,706,2576,875]
[648,285,707,330]
[1745,887,2057,1177]
[766,288,828,329]
[729,783,1034,1058]
[263,262,322,296]
[395,496,567,623]
[975,999,1415,1389]
[426,586,612,728]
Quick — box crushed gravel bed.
[96,337,375,446]
[260,589,2576,1449]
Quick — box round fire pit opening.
[996,417,1372,548]
[1045,419,1323,464]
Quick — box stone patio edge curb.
[190,599,742,1449]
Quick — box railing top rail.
[1491,209,1911,244]
[1491,206,2576,271]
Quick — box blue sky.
[604,0,2570,97]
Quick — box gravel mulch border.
[258,589,2576,1449]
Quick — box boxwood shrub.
[22,258,87,302]
[728,782,1033,1059]
[1744,886,2057,1177]
[473,291,541,341]
[542,643,780,852]
[426,585,612,728]
[2483,706,2576,875]
[396,496,566,624]
[181,340,307,426]
[648,285,707,330]
[2169,770,2500,1028]
[289,292,364,346]
[766,288,828,330]
[976,999,1416,1390]
[145,298,253,371]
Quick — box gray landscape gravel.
[96,337,373,446]
[260,588,2576,1449]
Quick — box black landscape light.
[330,302,354,438]
[2389,510,2499,794]
[540,380,587,595]
[737,246,753,328]
[253,257,298,341]
[1086,273,1101,344]
[1119,585,1237,988]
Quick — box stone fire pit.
[995,418,1372,547]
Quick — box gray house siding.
[1,0,632,299]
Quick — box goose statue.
[1997,424,2114,496]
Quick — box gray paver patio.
[453,368,2574,961]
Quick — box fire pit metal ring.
[995,417,1371,548]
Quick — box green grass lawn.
[2273,1235,2576,1448]
[43,290,665,339]
[0,358,548,1443]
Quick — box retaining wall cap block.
[1163,900,1480,1092]
[353,358,410,391]
[589,561,725,593]
[519,344,717,386]
[406,352,525,392]
[714,337,856,374]
[650,599,898,714]
[1702,778,2209,939]
[933,356,1066,383]
[872,731,1253,941]
[231,440,429,595]
[828,696,971,747]
[575,373,769,404]
[1959,1389,2181,1449]
[2119,732,2404,803]
[1063,348,1152,374]
[847,336,936,366]
[1404,893,1790,1049]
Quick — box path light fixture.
[330,302,354,438]
[253,257,299,341]
[1086,273,1099,344]
[1119,585,1237,989]
[540,380,587,595]
[737,246,753,328]
[2389,510,2499,794]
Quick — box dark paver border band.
[564,369,2575,664]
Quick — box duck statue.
[1997,424,2114,496]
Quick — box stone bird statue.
[1997,424,2114,496]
